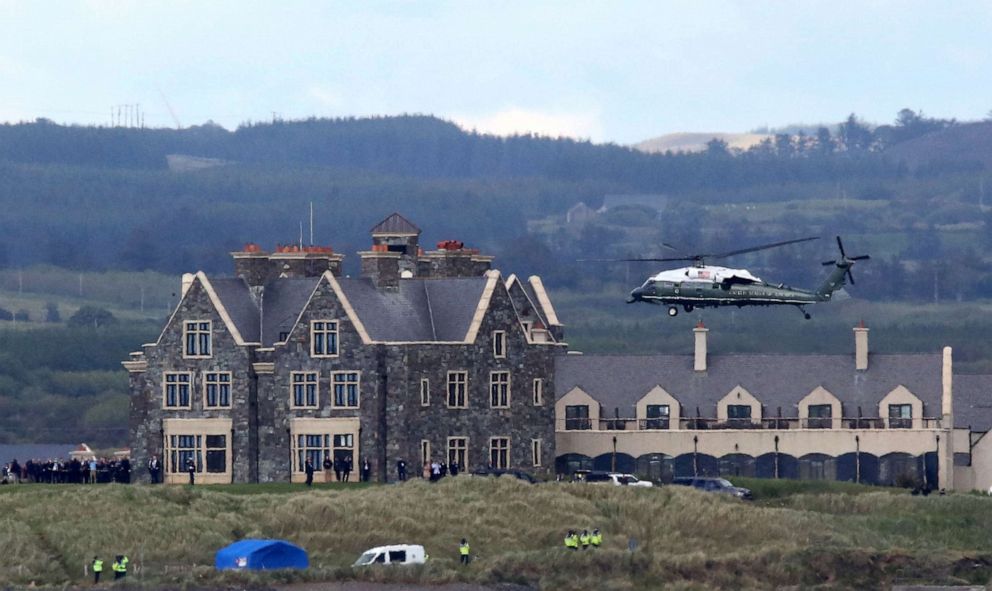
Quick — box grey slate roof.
[0,443,77,463]
[336,277,487,342]
[555,353,944,418]
[210,278,260,343]
[954,375,992,431]
[208,274,488,346]
[260,277,320,346]
[371,212,420,235]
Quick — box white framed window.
[490,436,510,469]
[447,371,468,408]
[183,321,211,358]
[290,371,319,408]
[203,371,232,408]
[311,320,338,357]
[531,439,542,467]
[532,378,543,406]
[332,371,360,408]
[167,434,227,474]
[420,378,430,406]
[163,372,192,408]
[447,436,468,468]
[490,371,510,408]
[295,434,331,473]
[421,440,431,467]
[492,331,506,358]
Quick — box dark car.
[671,477,752,500]
[470,468,537,484]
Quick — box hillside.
[885,120,992,171]
[1,477,991,589]
[633,131,771,153]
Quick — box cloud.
[307,85,345,110]
[452,107,602,140]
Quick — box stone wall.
[129,278,255,483]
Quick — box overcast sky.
[2,1,990,144]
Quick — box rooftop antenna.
[299,221,303,249]
[309,201,314,245]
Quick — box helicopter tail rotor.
[820,236,870,285]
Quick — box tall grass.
[2,478,992,589]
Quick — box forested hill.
[0,113,990,284]
[0,115,915,191]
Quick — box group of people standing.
[90,554,128,583]
[563,528,602,550]
[425,459,460,481]
[303,456,372,486]
[2,457,131,485]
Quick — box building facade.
[125,214,566,483]
[555,322,992,491]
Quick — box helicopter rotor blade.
[846,268,855,285]
[822,260,836,266]
[836,236,847,259]
[577,256,698,263]
[705,236,820,260]
[849,255,870,261]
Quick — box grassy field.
[2,477,992,590]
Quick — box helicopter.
[591,236,869,319]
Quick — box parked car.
[470,467,537,484]
[574,470,654,487]
[671,477,752,500]
[353,544,427,567]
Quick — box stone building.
[554,321,992,491]
[125,213,566,483]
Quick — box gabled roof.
[954,375,992,431]
[260,277,321,346]
[202,271,496,345]
[371,212,420,235]
[209,278,260,343]
[336,276,489,342]
[556,353,944,419]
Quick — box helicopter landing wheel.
[684,304,694,313]
[667,306,679,317]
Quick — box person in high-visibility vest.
[459,538,471,565]
[591,528,602,548]
[579,529,591,549]
[91,556,103,584]
[112,555,129,580]
[564,530,578,550]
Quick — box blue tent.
[215,539,309,570]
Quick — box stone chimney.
[694,320,708,372]
[854,320,869,371]
[359,250,401,290]
[232,243,343,287]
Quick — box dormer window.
[888,404,912,429]
[311,321,338,357]
[492,331,506,358]
[184,321,211,358]
[807,404,832,429]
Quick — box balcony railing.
[557,416,943,431]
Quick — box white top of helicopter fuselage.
[646,265,764,285]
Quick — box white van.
[353,544,427,567]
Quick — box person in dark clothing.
[333,456,343,482]
[361,458,371,482]
[91,556,103,584]
[148,455,161,484]
[304,458,315,486]
[450,461,459,476]
[343,455,353,482]
[397,459,407,481]
[186,457,196,485]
